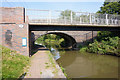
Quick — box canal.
[51,50,118,78]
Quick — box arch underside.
[34,32,77,49]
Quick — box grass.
[1,45,30,79]
[47,51,56,68]
[59,64,72,80]
[47,51,68,78]
[40,72,42,74]
[45,65,50,69]
[45,62,48,64]
[47,51,59,74]
[60,66,67,77]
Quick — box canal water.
[51,49,118,78]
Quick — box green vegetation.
[60,9,90,23]
[87,31,120,56]
[60,10,76,20]
[79,1,120,56]
[79,46,87,52]
[79,44,87,52]
[97,1,120,14]
[40,72,42,74]
[47,51,58,74]
[45,65,50,69]
[48,51,56,67]
[1,45,29,79]
[79,31,120,56]
[59,65,67,77]
[60,65,72,80]
[36,34,64,49]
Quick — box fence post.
[49,10,51,23]
[89,13,92,24]
[25,8,28,23]
[24,8,26,23]
[94,14,96,24]
[118,20,120,25]
[71,11,73,24]
[80,17,82,24]
[47,10,49,23]
[115,19,118,25]
[64,17,66,24]
[106,14,108,25]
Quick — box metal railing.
[26,9,120,26]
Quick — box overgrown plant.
[87,31,120,56]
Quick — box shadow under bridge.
[32,32,77,49]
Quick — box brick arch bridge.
[1,7,120,56]
[34,32,77,48]
[31,31,97,50]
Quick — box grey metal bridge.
[26,9,120,27]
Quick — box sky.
[1,1,105,13]
[2,0,105,2]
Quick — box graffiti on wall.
[5,30,12,46]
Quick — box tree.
[86,0,120,56]
[97,1,120,14]
[60,10,76,20]
[36,34,64,49]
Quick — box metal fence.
[26,9,120,26]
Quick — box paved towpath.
[25,50,66,78]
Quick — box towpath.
[25,49,66,78]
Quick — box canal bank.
[25,50,66,78]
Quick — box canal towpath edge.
[24,50,66,78]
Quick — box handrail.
[25,9,120,26]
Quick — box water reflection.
[50,48,60,60]
[56,51,118,78]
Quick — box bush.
[87,36,120,56]
[87,40,99,53]
[79,44,88,52]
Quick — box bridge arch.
[32,32,77,49]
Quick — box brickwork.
[32,31,97,47]
[0,7,25,24]
[0,7,29,56]
[0,7,98,56]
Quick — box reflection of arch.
[57,51,77,67]
[35,32,77,48]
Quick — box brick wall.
[32,31,97,47]
[33,31,97,42]
[0,7,98,56]
[0,7,25,24]
[0,7,29,56]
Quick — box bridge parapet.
[26,9,120,26]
